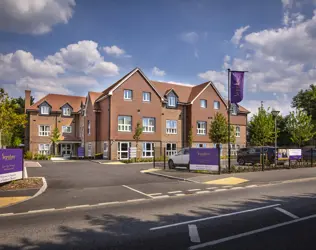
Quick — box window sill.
[118,131,132,133]
[124,99,132,101]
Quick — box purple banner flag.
[230,71,245,104]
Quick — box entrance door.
[103,141,109,159]
[61,144,72,157]
[118,142,130,160]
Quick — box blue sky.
[1,0,316,115]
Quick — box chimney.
[25,90,31,113]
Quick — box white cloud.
[104,45,126,57]
[194,49,199,59]
[198,70,226,97]
[282,0,294,8]
[223,55,231,69]
[231,26,250,45]
[283,11,304,26]
[0,0,75,35]
[181,32,199,44]
[152,67,166,77]
[86,61,119,77]
[0,50,64,81]
[166,81,194,87]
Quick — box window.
[166,120,177,134]
[87,120,91,135]
[236,126,240,137]
[196,143,207,148]
[63,107,71,116]
[166,143,177,156]
[143,117,155,132]
[214,101,220,110]
[40,106,49,115]
[200,99,207,108]
[39,144,50,155]
[39,125,50,136]
[231,104,238,115]
[118,116,132,131]
[142,142,154,158]
[143,92,151,102]
[168,96,176,107]
[62,126,72,133]
[124,89,132,100]
[197,121,207,135]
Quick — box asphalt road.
[1,178,316,249]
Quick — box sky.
[1,0,316,116]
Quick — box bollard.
[217,145,221,175]
[163,147,166,170]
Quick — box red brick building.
[25,68,249,160]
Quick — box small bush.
[24,151,33,160]
[33,153,39,160]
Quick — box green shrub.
[33,153,39,160]
[24,151,33,160]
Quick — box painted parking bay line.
[275,207,299,219]
[188,224,201,243]
[122,185,153,199]
[150,204,280,231]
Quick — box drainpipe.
[108,96,111,160]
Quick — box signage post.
[189,148,219,172]
[0,149,23,184]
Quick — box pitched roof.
[28,94,86,112]
[89,91,102,105]
[188,81,210,103]
[150,81,193,103]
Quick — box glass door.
[61,144,72,156]
[117,142,130,160]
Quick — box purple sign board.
[289,149,302,160]
[77,147,84,157]
[189,148,219,171]
[230,71,244,104]
[0,149,23,184]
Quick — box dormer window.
[41,106,49,115]
[63,107,71,116]
[168,96,176,107]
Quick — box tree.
[133,122,143,147]
[277,115,293,147]
[248,105,275,146]
[50,127,61,155]
[188,127,193,147]
[0,88,27,148]
[292,84,316,121]
[209,113,235,147]
[286,109,315,147]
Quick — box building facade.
[25,68,249,159]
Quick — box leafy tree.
[209,113,235,147]
[50,127,61,155]
[133,122,143,147]
[188,127,193,147]
[248,105,275,146]
[277,115,293,147]
[292,84,316,121]
[0,89,27,148]
[286,109,315,147]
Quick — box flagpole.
[227,68,231,173]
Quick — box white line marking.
[95,201,120,206]
[168,191,182,194]
[126,198,146,202]
[196,191,210,194]
[65,205,90,209]
[27,208,55,213]
[206,187,218,190]
[223,186,232,188]
[214,189,227,192]
[150,204,280,231]
[153,195,169,199]
[245,185,257,188]
[0,213,14,217]
[188,224,201,243]
[188,189,201,192]
[148,193,162,196]
[189,212,316,250]
[231,187,243,190]
[122,185,153,198]
[176,193,185,196]
[275,207,299,219]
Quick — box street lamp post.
[271,110,280,167]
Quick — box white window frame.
[39,144,50,155]
[143,117,155,133]
[40,106,49,115]
[142,142,154,158]
[63,107,71,116]
[236,126,241,137]
[166,120,177,134]
[166,143,177,156]
[87,120,91,135]
[118,116,132,132]
[168,96,176,107]
[214,101,220,110]
[124,89,132,100]
[62,126,72,133]
[39,125,50,136]
[197,121,207,135]
[143,92,151,102]
[196,143,207,148]
[200,99,207,108]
